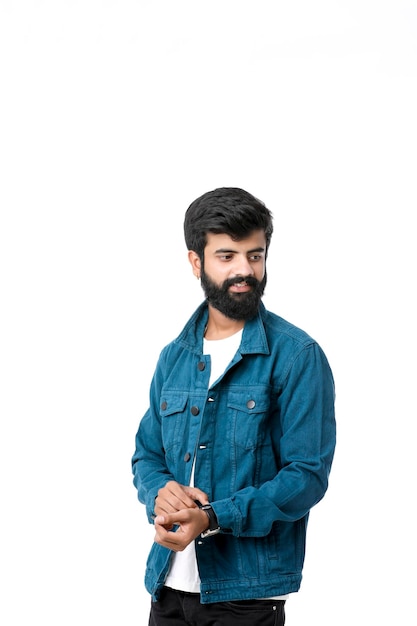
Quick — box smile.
[230,281,251,291]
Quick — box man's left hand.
[153,507,209,551]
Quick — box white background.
[1,1,416,624]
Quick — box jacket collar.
[174,301,270,357]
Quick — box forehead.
[205,229,267,252]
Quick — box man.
[132,187,336,625]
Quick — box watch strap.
[197,502,221,538]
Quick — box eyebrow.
[214,246,265,254]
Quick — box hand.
[154,507,210,551]
[154,481,209,522]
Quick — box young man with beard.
[131,187,336,626]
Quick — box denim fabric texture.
[132,301,336,604]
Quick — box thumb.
[185,486,209,505]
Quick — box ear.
[188,250,202,279]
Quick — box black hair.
[183,187,273,259]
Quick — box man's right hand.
[154,481,209,521]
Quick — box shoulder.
[260,307,334,388]
[260,306,316,349]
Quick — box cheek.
[205,262,229,281]
[255,265,266,280]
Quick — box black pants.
[148,586,285,626]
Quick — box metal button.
[184,452,191,462]
[197,362,205,371]
[160,401,167,410]
[191,406,199,416]
[246,399,256,409]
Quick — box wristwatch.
[199,503,221,538]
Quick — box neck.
[204,305,245,340]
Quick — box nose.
[233,254,255,277]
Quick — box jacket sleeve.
[131,351,175,524]
[212,342,336,536]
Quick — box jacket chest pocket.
[159,392,188,455]
[226,391,270,450]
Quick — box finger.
[169,482,199,506]
[154,514,175,530]
[155,491,183,515]
[154,520,190,551]
[154,526,177,547]
[154,530,184,551]
[154,500,173,516]
[160,483,198,511]
[153,517,188,550]
[183,486,209,505]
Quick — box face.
[189,230,267,321]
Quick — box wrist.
[199,503,220,538]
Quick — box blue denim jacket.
[132,301,336,603]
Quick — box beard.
[200,268,267,321]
